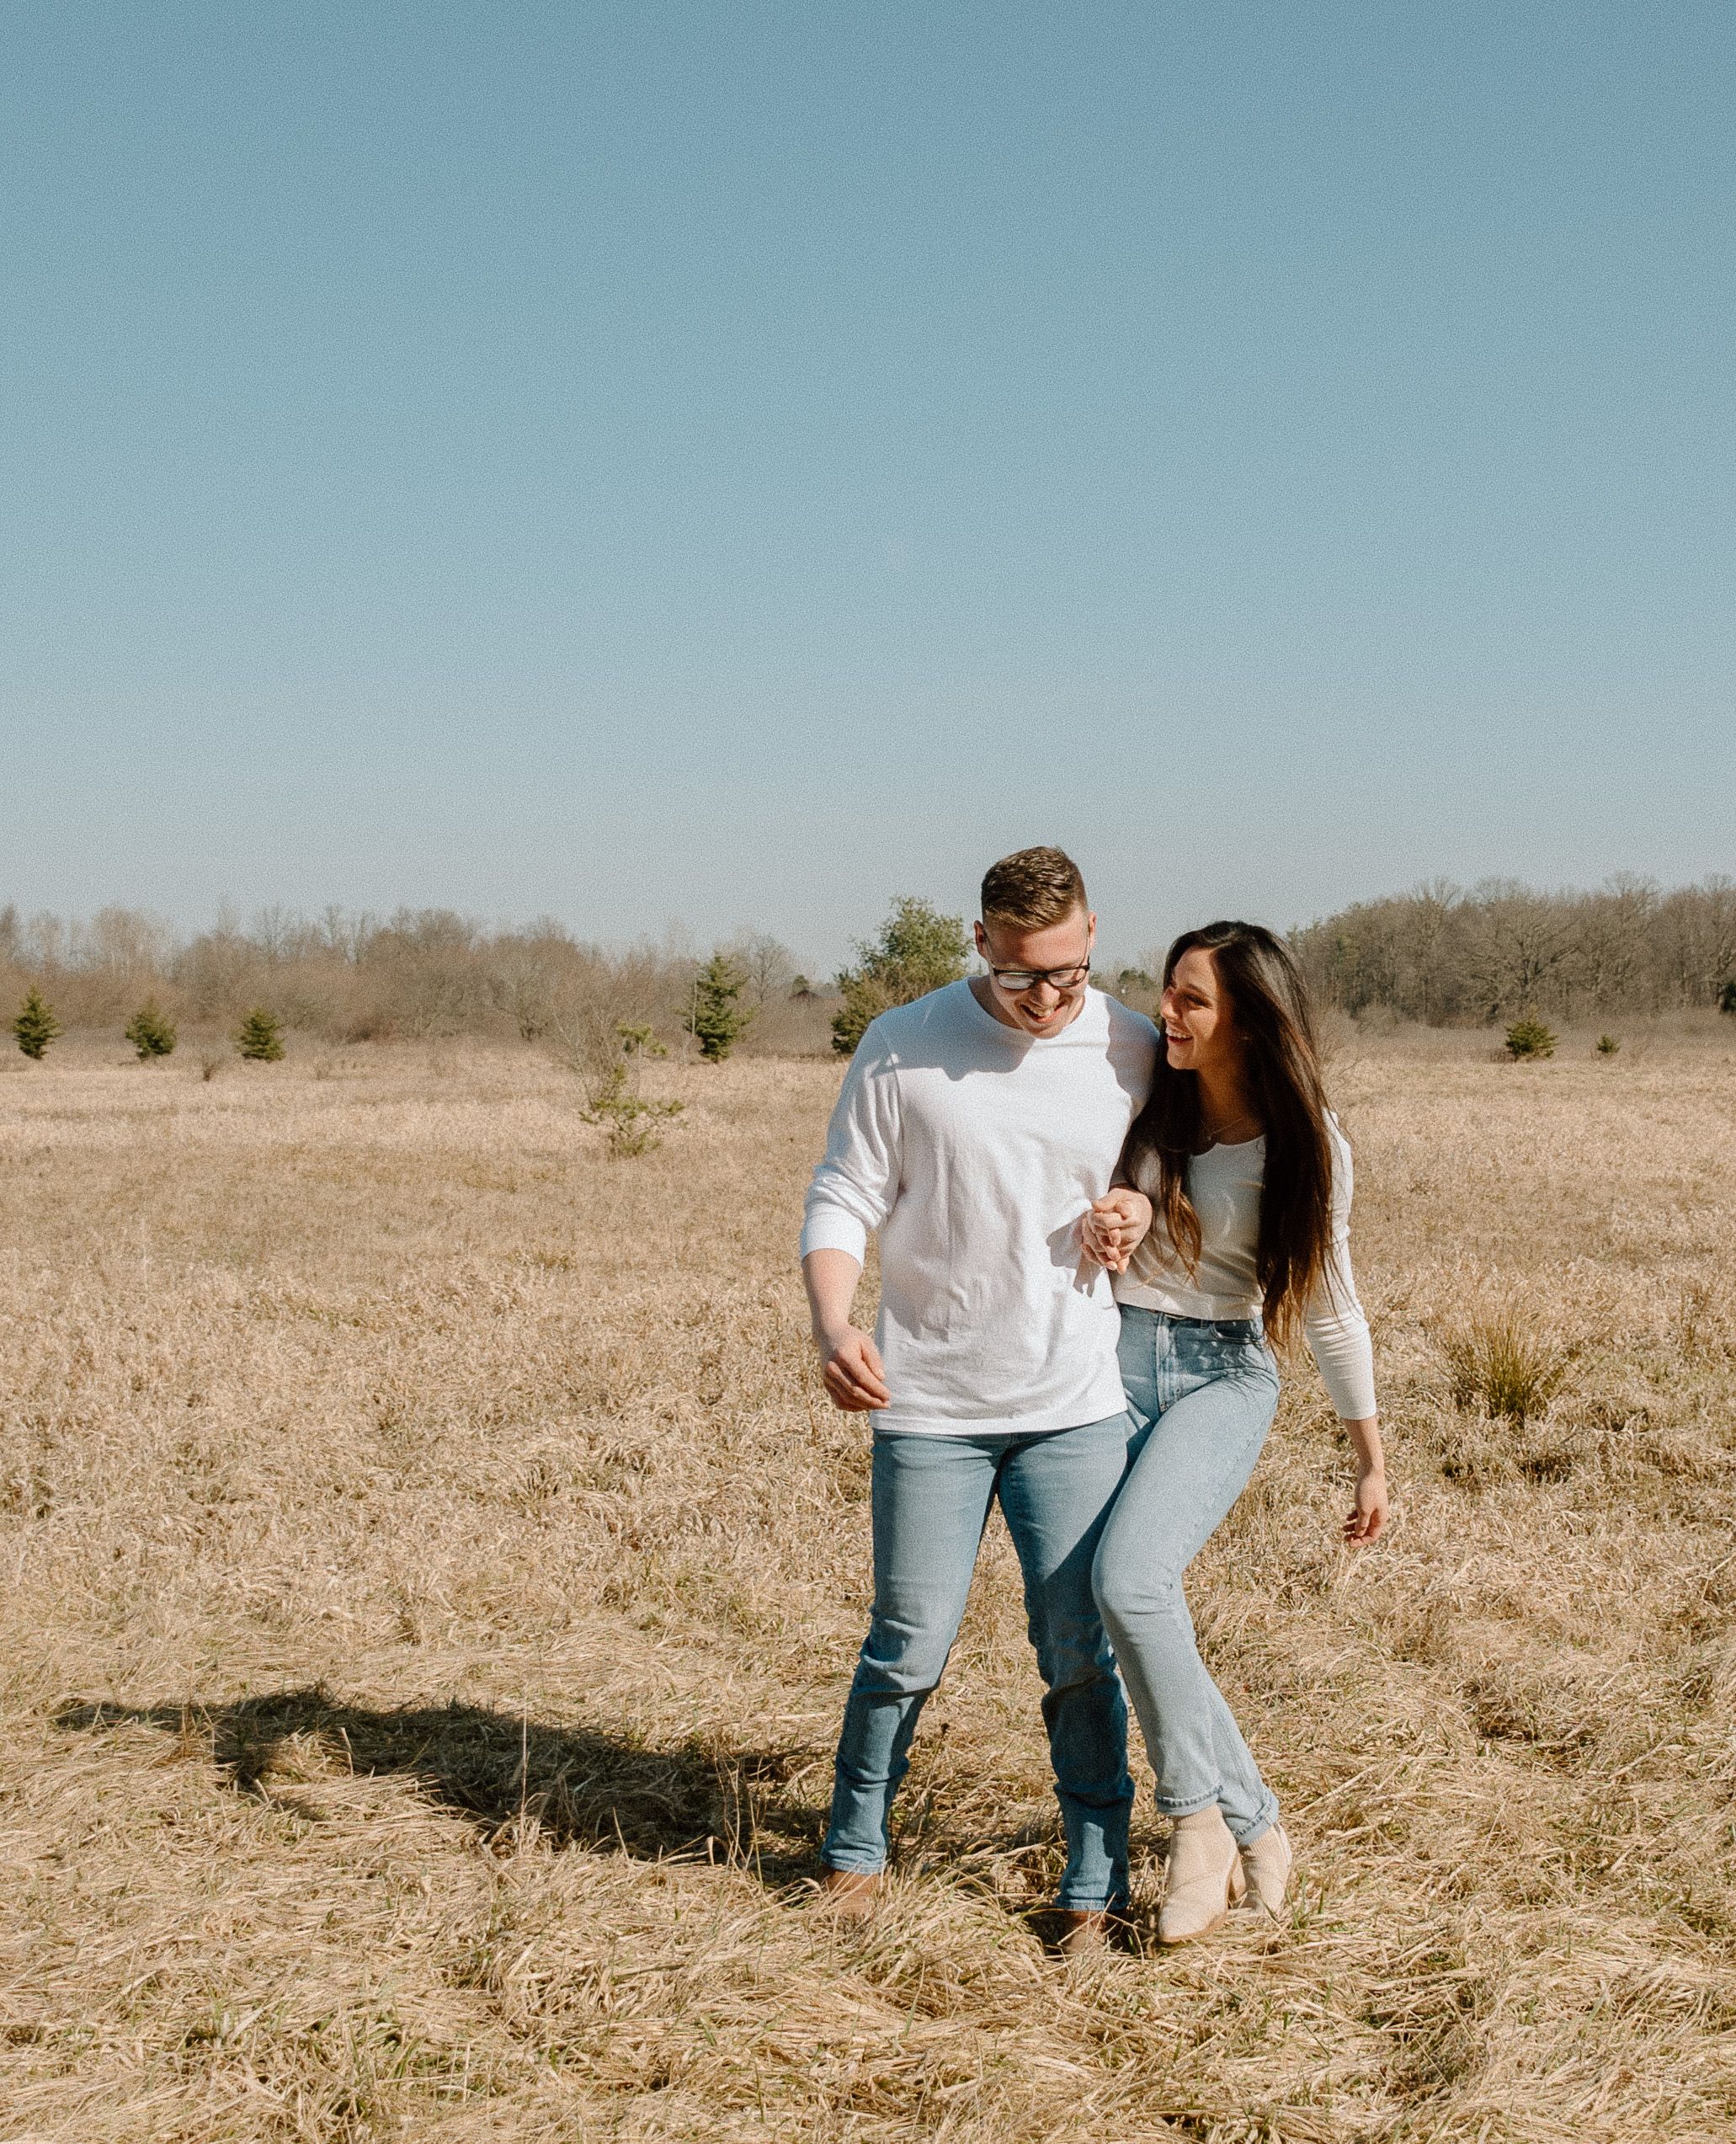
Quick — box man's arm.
[803,1247,890,1411]
[801,1037,902,1414]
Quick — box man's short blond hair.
[980,846,1089,931]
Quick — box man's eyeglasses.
[984,956,1093,994]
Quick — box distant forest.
[0,905,831,1057]
[3,874,1733,1055]
[1284,876,1734,1024]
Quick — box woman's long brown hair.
[1121,921,1336,1346]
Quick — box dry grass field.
[3,1021,1734,2143]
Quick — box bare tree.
[489,920,578,1041]
[1573,875,1658,1015]
[725,931,796,1013]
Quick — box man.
[801,845,1158,1945]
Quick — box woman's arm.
[1340,1415,1387,1543]
[1310,1126,1387,1544]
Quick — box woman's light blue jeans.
[1092,1307,1281,1845]
[822,1415,1137,1910]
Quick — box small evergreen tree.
[236,1007,285,1062]
[1595,1032,1620,1056]
[579,1060,685,1156]
[13,988,62,1061]
[125,1001,178,1060]
[832,896,969,1055]
[1504,1017,1557,1060]
[1721,978,1736,1016]
[615,1021,668,1059]
[685,953,755,1064]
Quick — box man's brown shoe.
[1051,1909,1110,1958]
[816,1867,881,1921]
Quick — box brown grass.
[2,1028,1734,2141]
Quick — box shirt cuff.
[800,1208,870,1263]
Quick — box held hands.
[1079,1187,1153,1274]
[817,1325,891,1412]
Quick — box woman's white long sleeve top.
[1113,1119,1377,1421]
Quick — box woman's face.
[1159,947,1242,1078]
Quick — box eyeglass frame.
[979,945,1095,995]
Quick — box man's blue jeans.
[1093,1308,1281,1844]
[822,1414,1136,1911]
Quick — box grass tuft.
[1435,1310,1573,1423]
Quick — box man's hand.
[1080,1187,1153,1274]
[817,1325,891,1412]
[802,1248,887,1411]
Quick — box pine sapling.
[1504,1018,1557,1061]
[580,1062,684,1157]
[13,988,63,1061]
[125,1001,178,1060]
[236,1007,285,1062]
[685,952,755,1064]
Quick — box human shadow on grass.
[56,1687,827,1880]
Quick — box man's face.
[973,908,1096,1036]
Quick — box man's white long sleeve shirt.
[801,980,1158,1437]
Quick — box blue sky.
[3,2,1731,969]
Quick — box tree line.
[0,905,829,1061]
[5,875,1733,1070]
[1286,876,1736,1024]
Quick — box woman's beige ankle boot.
[1157,1808,1245,1945]
[1238,1823,1292,1915]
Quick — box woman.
[1081,920,1387,1945]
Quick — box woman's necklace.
[1200,1107,1261,1147]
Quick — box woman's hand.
[1338,1416,1387,1544]
[1080,1187,1153,1273]
[1343,1463,1388,1544]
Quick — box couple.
[800,846,1386,1950]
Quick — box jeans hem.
[1153,1788,1222,1820]
[1225,1801,1281,1848]
[820,1853,887,1875]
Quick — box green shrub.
[684,953,755,1064]
[832,896,969,1055]
[125,1001,178,1060]
[1595,1032,1620,1056]
[236,1008,285,1062]
[1504,1018,1557,1060]
[13,988,62,1061]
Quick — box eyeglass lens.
[995,965,1089,990]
